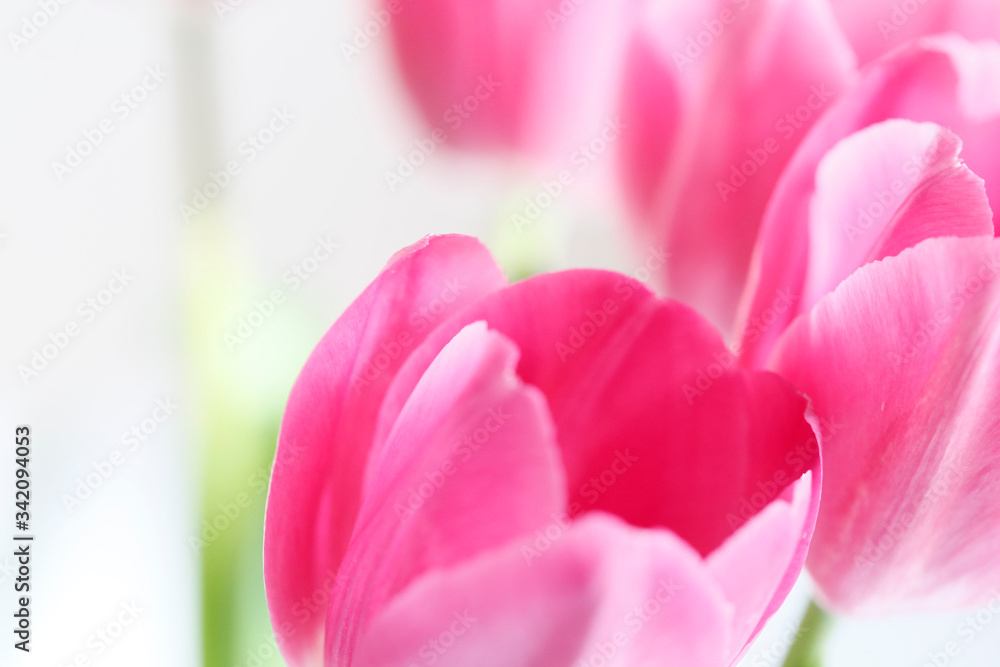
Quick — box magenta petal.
[771,236,1000,613]
[374,272,818,558]
[738,119,993,367]
[617,0,855,329]
[737,37,1000,366]
[353,514,732,667]
[263,235,506,666]
[324,322,566,666]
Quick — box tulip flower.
[616,0,856,330]
[264,234,821,666]
[736,36,1000,367]
[381,0,635,159]
[382,0,1000,341]
[770,235,1000,614]
[721,41,1000,614]
[615,4,1000,332]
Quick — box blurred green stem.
[781,599,832,667]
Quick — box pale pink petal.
[738,119,993,367]
[737,37,1000,365]
[324,323,566,666]
[771,236,1000,613]
[353,513,731,667]
[830,0,1000,66]
[618,0,855,329]
[374,271,818,559]
[263,235,506,666]
[708,469,817,663]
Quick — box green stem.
[781,599,833,667]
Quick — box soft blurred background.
[2,0,1000,665]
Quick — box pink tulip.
[722,38,1000,613]
[264,235,821,666]
[381,0,635,159]
[616,0,856,330]
[736,36,1000,367]
[615,2,1000,332]
[770,235,1000,614]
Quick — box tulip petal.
[739,119,993,367]
[615,0,698,224]
[264,235,506,665]
[708,469,816,663]
[376,271,818,558]
[353,513,731,667]
[386,0,634,158]
[325,322,566,666]
[738,37,1000,366]
[829,0,1000,66]
[771,236,1000,613]
[618,0,855,329]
